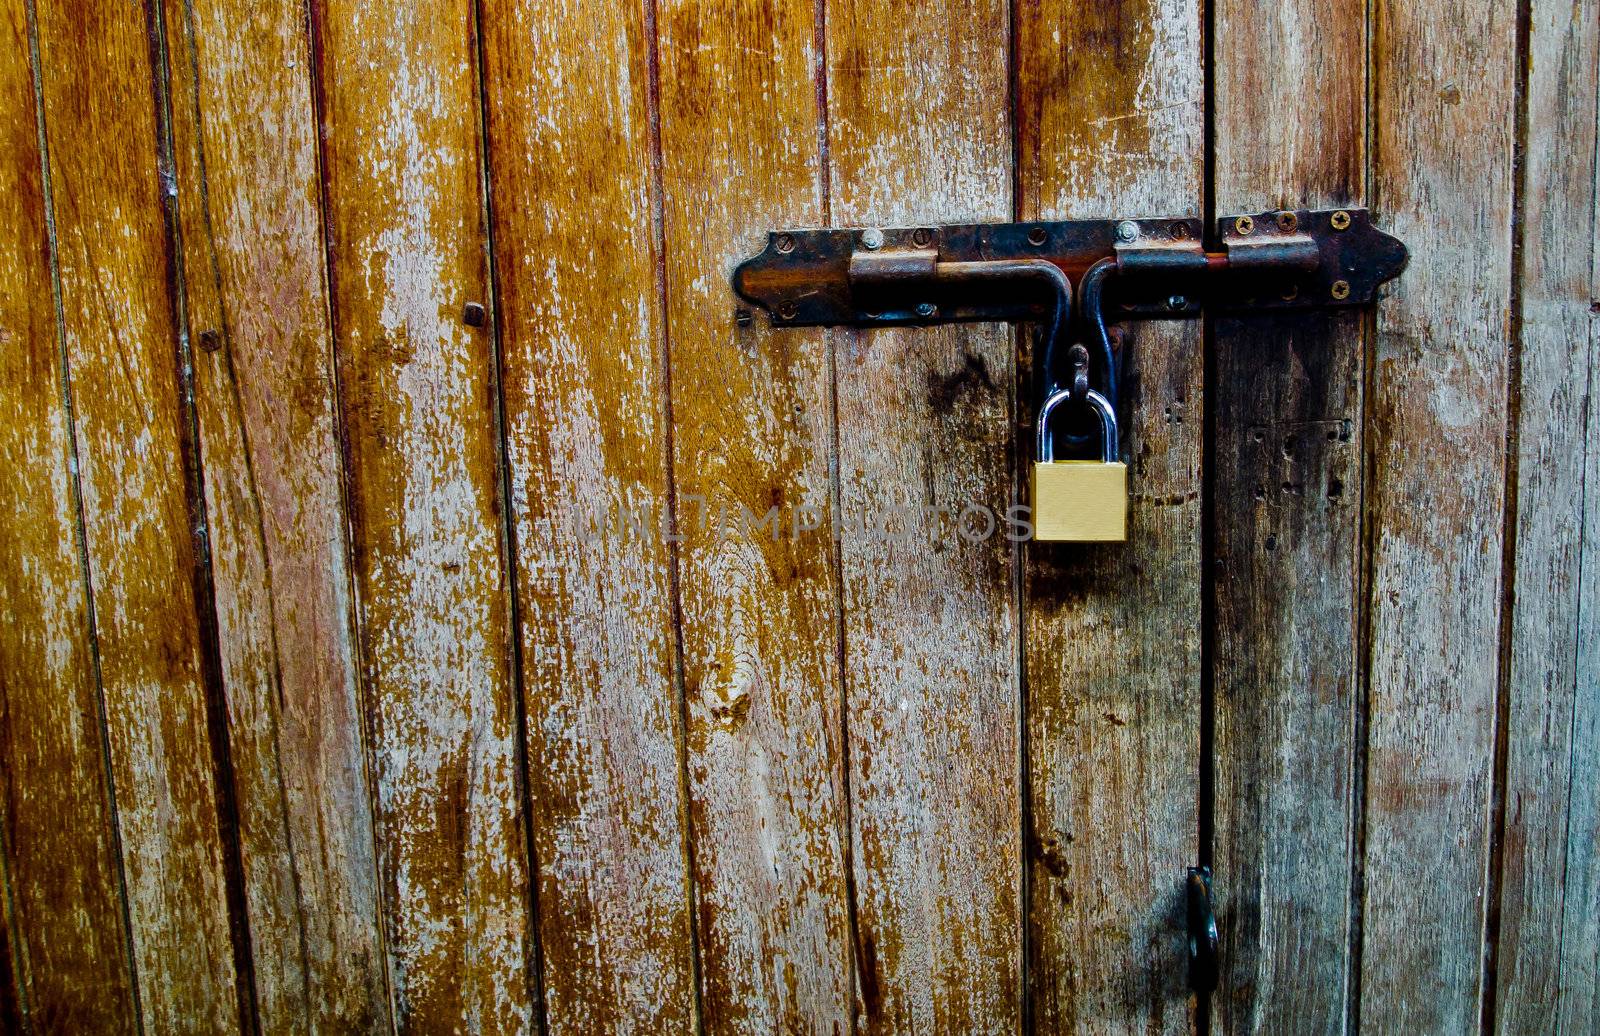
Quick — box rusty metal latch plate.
[733,208,1407,328]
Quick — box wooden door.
[0,0,1594,1031]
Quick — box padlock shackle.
[1037,388,1118,464]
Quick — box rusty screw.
[775,233,796,253]
[1027,226,1047,247]
[462,301,487,327]
[1330,210,1352,231]
[1331,280,1351,300]
[198,329,222,353]
[861,227,884,250]
[1276,210,1298,232]
[1234,215,1255,236]
[1170,222,1191,240]
[912,228,933,247]
[777,301,798,319]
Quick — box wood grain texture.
[32,0,245,1027]
[1015,0,1204,1031]
[654,0,858,1031]
[310,0,535,1026]
[478,0,698,1030]
[1493,0,1600,1028]
[1210,0,1366,1030]
[826,1,1021,1030]
[0,0,139,1027]
[161,0,390,1027]
[1361,0,1517,1028]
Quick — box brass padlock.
[1032,387,1128,542]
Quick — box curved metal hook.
[1077,256,1119,416]
[932,258,1072,414]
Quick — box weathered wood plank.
[0,0,139,1027]
[1015,0,1204,1031]
[825,2,1020,1030]
[1210,0,1366,1030]
[32,0,245,1027]
[161,0,390,1027]
[1360,0,1518,1027]
[309,0,535,1026]
[1570,95,1600,1036]
[478,1,698,1030]
[1564,395,1600,1029]
[1493,0,1600,1028]
[654,0,858,1031]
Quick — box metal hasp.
[734,206,1405,437]
[732,208,1407,328]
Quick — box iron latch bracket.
[733,208,1407,328]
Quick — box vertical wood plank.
[1564,360,1600,1030]
[31,0,245,1027]
[655,0,859,1031]
[477,0,698,1030]
[0,0,139,1027]
[1361,0,1517,1027]
[1210,0,1366,1030]
[161,0,390,1027]
[1493,0,1600,1027]
[1015,0,1204,1031]
[309,0,535,1026]
[826,2,1021,1030]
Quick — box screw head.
[1276,210,1298,232]
[777,301,798,319]
[734,307,753,327]
[912,228,933,247]
[915,302,937,318]
[1170,221,1192,240]
[1330,210,1352,231]
[198,329,222,353]
[1027,226,1048,246]
[1116,220,1140,243]
[1234,215,1255,236]
[1167,295,1188,311]
[1331,280,1352,300]
[775,233,796,253]
[462,302,487,327]
[861,227,884,250]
